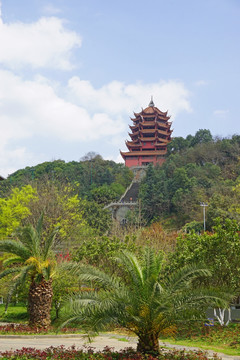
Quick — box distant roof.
[0,175,5,181]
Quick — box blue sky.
[0,0,239,177]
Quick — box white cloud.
[195,80,208,87]
[0,15,81,70]
[0,70,125,143]
[42,4,62,15]
[0,68,191,174]
[213,109,229,117]
[0,69,191,175]
[67,78,191,118]
[0,146,34,178]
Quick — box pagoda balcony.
[140,128,156,134]
[126,143,142,150]
[157,123,169,129]
[139,136,156,141]
[121,150,167,157]
[155,142,167,147]
[156,138,169,144]
[141,121,156,127]
[157,129,169,136]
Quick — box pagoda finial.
[149,96,155,107]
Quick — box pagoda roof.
[134,105,168,118]
[126,141,141,149]
[129,124,139,130]
[129,132,140,139]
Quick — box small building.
[120,99,172,167]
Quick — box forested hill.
[1,130,240,232]
[1,153,133,201]
[140,130,240,230]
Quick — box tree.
[23,181,90,248]
[168,218,240,290]
[0,185,37,239]
[191,129,213,147]
[0,215,59,328]
[61,248,228,355]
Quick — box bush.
[0,346,221,360]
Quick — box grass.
[0,303,28,323]
[160,337,240,356]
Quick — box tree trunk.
[28,278,53,329]
[137,332,160,355]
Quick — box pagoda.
[120,99,173,167]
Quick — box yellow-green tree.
[0,185,37,239]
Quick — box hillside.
[139,131,240,230]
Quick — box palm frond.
[0,240,31,260]
[142,247,163,283]
[5,265,32,312]
[61,290,124,334]
[166,264,211,293]
[43,226,59,261]
[66,262,122,290]
[0,267,21,280]
[114,250,144,288]
[17,225,41,258]
[3,256,24,267]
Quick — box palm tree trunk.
[137,332,160,355]
[28,278,53,328]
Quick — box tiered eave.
[120,101,173,167]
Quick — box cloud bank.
[0,5,191,177]
[0,15,81,70]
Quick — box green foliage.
[73,235,138,273]
[90,184,119,205]
[164,321,240,349]
[140,133,240,227]
[0,185,37,239]
[0,303,28,322]
[61,248,229,355]
[4,155,133,199]
[80,200,112,235]
[167,218,240,290]
[0,215,59,308]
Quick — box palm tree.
[61,248,230,355]
[0,215,59,328]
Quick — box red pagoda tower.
[120,99,173,167]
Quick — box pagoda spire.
[148,96,155,107]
